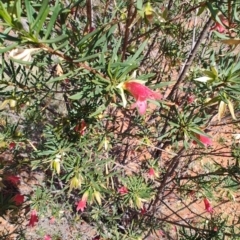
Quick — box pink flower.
[123,80,162,115]
[12,194,24,205]
[49,216,55,224]
[211,21,226,33]
[9,142,16,150]
[193,134,212,147]
[210,15,231,33]
[118,186,128,195]
[158,230,165,237]
[76,197,87,212]
[148,167,159,178]
[203,198,214,214]
[5,175,20,185]
[187,95,195,104]
[44,235,52,240]
[28,209,39,227]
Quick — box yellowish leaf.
[218,101,226,122]
[94,191,102,205]
[221,39,240,45]
[227,100,237,120]
[0,100,9,110]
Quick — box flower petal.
[131,100,147,115]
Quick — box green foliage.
[0,0,240,239]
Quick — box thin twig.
[167,17,213,101]
[150,147,185,209]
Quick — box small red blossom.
[203,198,214,214]
[49,216,55,224]
[118,186,128,195]
[76,197,87,212]
[187,95,195,104]
[28,209,39,227]
[74,120,87,136]
[140,206,147,215]
[123,80,162,115]
[158,230,165,237]
[210,15,236,33]
[13,194,24,205]
[211,21,226,33]
[9,142,16,150]
[92,236,100,240]
[5,175,20,185]
[44,235,52,240]
[149,168,155,176]
[193,134,213,147]
[89,27,95,33]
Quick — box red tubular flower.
[5,175,20,185]
[187,95,195,104]
[44,235,52,240]
[211,21,226,33]
[28,209,39,227]
[76,196,88,212]
[148,168,155,176]
[9,142,16,150]
[198,134,213,146]
[203,198,214,214]
[148,167,159,178]
[117,186,128,195]
[13,194,24,205]
[140,206,147,215]
[193,134,213,147]
[123,80,162,115]
[210,15,228,33]
[49,216,55,224]
[74,120,87,136]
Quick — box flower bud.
[144,2,154,23]
[51,158,61,174]
[94,191,102,205]
[69,174,82,190]
[9,99,17,109]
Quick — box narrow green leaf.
[212,30,229,39]
[24,0,34,24]
[0,2,12,26]
[40,34,68,44]
[190,128,208,136]
[47,71,79,83]
[136,0,143,10]
[44,1,61,40]
[73,53,101,63]
[0,33,20,42]
[128,40,148,62]
[35,8,50,35]
[112,37,122,62]
[154,81,175,88]
[31,0,49,31]
[68,92,82,100]
[76,28,101,47]
[89,105,106,117]
[0,43,19,53]
[203,70,216,78]
[15,0,22,22]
